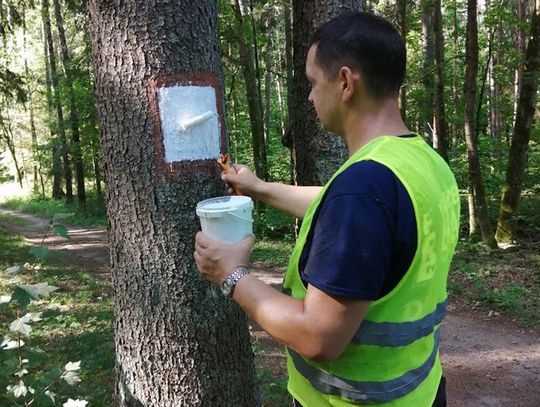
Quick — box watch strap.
[223,266,249,298]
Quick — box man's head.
[309,11,406,101]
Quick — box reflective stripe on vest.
[287,329,441,404]
[352,300,447,346]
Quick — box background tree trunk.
[496,1,539,242]
[396,0,407,120]
[40,0,62,198]
[0,117,23,188]
[232,0,268,181]
[433,0,448,161]
[22,7,42,196]
[43,0,73,202]
[87,1,258,405]
[464,0,498,248]
[421,0,434,140]
[52,0,86,203]
[291,0,362,186]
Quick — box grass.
[1,194,107,229]
[448,239,540,326]
[252,239,293,268]
[0,212,32,226]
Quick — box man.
[194,11,460,406]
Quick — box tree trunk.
[433,0,448,161]
[283,0,296,184]
[464,0,498,248]
[513,1,528,127]
[421,0,434,141]
[22,8,42,196]
[52,0,86,203]
[87,1,258,405]
[232,0,268,181]
[396,0,407,121]
[42,0,73,202]
[263,11,273,147]
[40,1,62,198]
[90,136,103,200]
[496,1,539,242]
[450,0,459,147]
[0,118,23,188]
[291,0,362,186]
[486,0,502,164]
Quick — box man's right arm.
[223,165,321,219]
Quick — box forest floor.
[0,208,539,407]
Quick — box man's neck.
[342,97,410,156]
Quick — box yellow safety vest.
[283,135,460,406]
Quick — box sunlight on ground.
[0,181,32,204]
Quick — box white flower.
[10,317,32,336]
[62,371,81,385]
[7,380,27,398]
[1,338,25,350]
[63,398,88,407]
[14,368,28,377]
[64,361,81,371]
[45,390,56,402]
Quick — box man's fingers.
[195,231,215,248]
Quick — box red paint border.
[147,72,226,181]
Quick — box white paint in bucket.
[196,196,254,243]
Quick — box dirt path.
[1,208,539,406]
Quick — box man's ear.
[338,66,360,102]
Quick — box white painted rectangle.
[157,85,221,162]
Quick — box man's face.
[306,45,341,133]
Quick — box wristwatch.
[221,266,249,298]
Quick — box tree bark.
[421,0,434,140]
[433,0,448,161]
[40,0,62,198]
[52,0,86,203]
[450,0,459,148]
[496,1,539,242]
[232,0,268,181]
[464,0,498,248]
[22,7,42,196]
[87,1,258,405]
[291,0,362,186]
[486,0,502,164]
[513,1,528,126]
[0,117,23,188]
[42,0,73,202]
[263,11,273,147]
[396,0,407,121]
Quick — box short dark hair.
[310,11,406,100]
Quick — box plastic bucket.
[196,196,254,243]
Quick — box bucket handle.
[227,212,253,223]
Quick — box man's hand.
[221,165,264,198]
[194,232,255,285]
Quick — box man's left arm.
[234,275,370,362]
[194,232,370,362]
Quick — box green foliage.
[0,226,113,406]
[252,342,289,407]
[257,368,289,407]
[449,240,540,326]
[252,238,293,268]
[1,195,107,229]
[254,206,294,240]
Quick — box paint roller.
[180,111,215,132]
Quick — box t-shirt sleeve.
[301,192,394,300]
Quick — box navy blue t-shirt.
[298,159,417,300]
